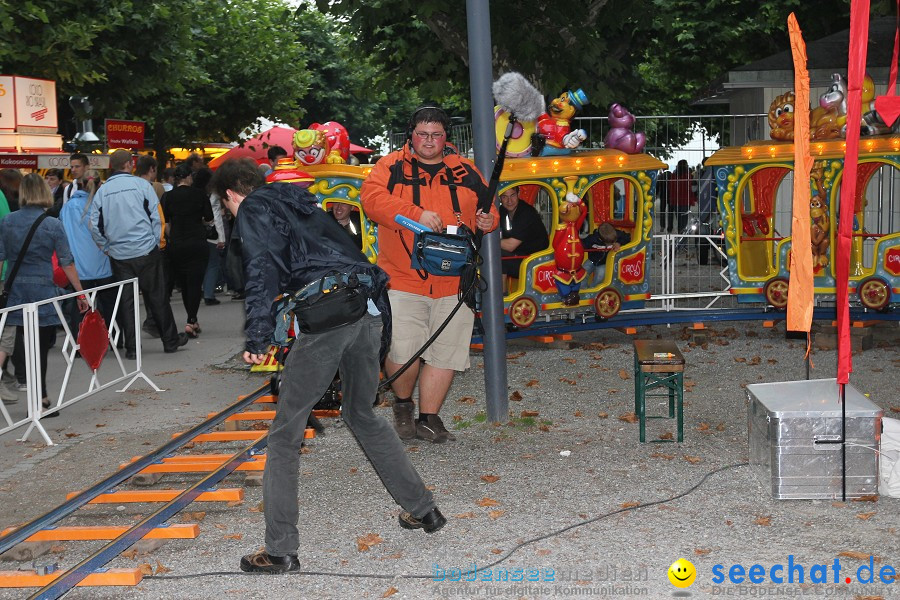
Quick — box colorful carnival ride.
[707,79,900,312]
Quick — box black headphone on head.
[406,104,450,142]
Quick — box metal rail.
[472,306,900,343]
[30,435,269,599]
[0,382,270,557]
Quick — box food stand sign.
[0,76,14,132]
[105,119,146,149]
[13,76,57,132]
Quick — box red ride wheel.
[508,296,539,328]
[764,278,789,310]
[594,288,622,319]
[858,278,890,311]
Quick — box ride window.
[512,184,554,235]
[849,161,900,271]
[584,177,637,240]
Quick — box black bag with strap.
[0,213,50,310]
[272,272,369,339]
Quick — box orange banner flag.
[786,13,814,335]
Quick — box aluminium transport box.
[747,379,882,500]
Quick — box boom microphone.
[492,72,545,122]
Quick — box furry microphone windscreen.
[492,72,545,122]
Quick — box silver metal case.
[747,379,882,500]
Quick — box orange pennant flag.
[786,13,814,335]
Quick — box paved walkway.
[0,298,897,599]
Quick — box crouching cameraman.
[209,158,445,575]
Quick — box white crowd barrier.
[0,278,160,445]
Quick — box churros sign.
[105,119,146,149]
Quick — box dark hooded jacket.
[235,182,391,356]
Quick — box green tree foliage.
[317,0,892,118]
[291,6,421,146]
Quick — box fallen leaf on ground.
[477,497,500,507]
[852,495,879,503]
[754,516,772,526]
[452,415,463,422]
[507,352,526,359]
[683,455,702,464]
[481,475,500,483]
[356,533,384,552]
[95,423,106,428]
[574,411,583,417]
[659,432,674,440]
[857,512,876,521]
[838,551,881,562]
[539,425,551,432]
[526,380,540,387]
[349,467,358,474]
[748,356,761,365]
[697,422,710,431]
[890,406,900,413]
[536,549,551,556]
[121,549,138,560]
[214,523,227,530]
[694,548,711,556]
[488,510,505,520]
[510,391,523,401]
[563,357,577,364]
[50,544,66,553]
[832,502,846,508]
[521,410,539,417]
[249,501,264,513]
[224,533,243,540]
[559,377,577,385]
[684,380,696,392]
[155,561,172,574]
[618,369,630,380]
[597,412,609,419]
[650,452,674,460]
[138,563,153,575]
[458,396,476,404]
[734,357,747,363]
[64,433,79,438]
[618,413,639,423]
[490,548,503,555]
[226,500,243,508]
[454,512,477,519]
[382,587,399,598]
[621,501,640,509]
[716,423,726,431]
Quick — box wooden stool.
[633,339,685,442]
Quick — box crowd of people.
[0,150,239,409]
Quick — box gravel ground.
[0,301,898,600]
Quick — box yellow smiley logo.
[668,558,696,588]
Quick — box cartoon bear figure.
[551,193,588,306]
[604,103,646,153]
[809,196,830,271]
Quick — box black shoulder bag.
[0,213,50,309]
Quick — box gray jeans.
[264,314,435,556]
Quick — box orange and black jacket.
[361,145,498,298]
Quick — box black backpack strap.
[444,166,463,226]
[4,212,50,294]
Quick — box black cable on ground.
[145,462,749,582]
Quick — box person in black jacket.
[209,158,445,575]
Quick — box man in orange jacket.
[361,105,498,444]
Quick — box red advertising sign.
[617,249,646,285]
[105,119,146,149]
[532,263,560,294]
[0,154,38,169]
[885,247,900,276]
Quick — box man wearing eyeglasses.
[361,105,498,444]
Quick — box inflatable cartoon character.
[810,74,845,141]
[552,193,588,306]
[809,163,830,271]
[312,121,351,163]
[293,129,329,166]
[604,103,645,153]
[768,92,795,141]
[537,89,589,156]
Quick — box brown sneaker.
[416,414,455,443]
[392,401,416,440]
[428,414,456,441]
